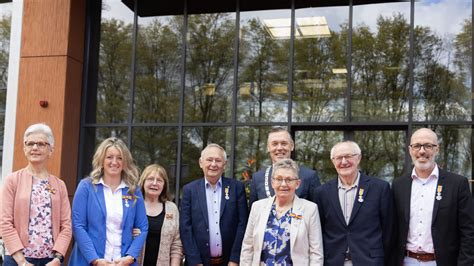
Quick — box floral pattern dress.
[260,204,293,266]
[23,177,54,258]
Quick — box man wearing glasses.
[249,127,321,207]
[315,141,394,266]
[392,128,474,266]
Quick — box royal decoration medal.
[358,188,364,203]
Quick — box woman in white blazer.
[241,159,323,266]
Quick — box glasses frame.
[409,143,438,151]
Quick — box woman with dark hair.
[0,123,72,266]
[70,137,148,266]
[135,164,182,266]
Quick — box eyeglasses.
[24,141,50,149]
[332,154,359,163]
[204,157,225,165]
[409,143,438,151]
[272,176,299,185]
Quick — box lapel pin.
[358,188,364,203]
[436,185,442,201]
[225,186,230,200]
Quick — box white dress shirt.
[99,178,127,262]
[407,165,439,253]
[205,178,223,257]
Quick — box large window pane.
[293,6,348,122]
[131,127,178,198]
[352,3,410,121]
[91,0,134,123]
[181,127,232,188]
[295,131,343,184]
[238,9,290,122]
[233,126,272,181]
[184,12,236,123]
[134,16,183,123]
[0,4,11,172]
[354,130,406,183]
[413,0,472,121]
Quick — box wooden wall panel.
[13,57,67,176]
[21,0,71,57]
[14,0,86,198]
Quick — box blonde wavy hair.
[90,137,139,196]
[138,164,173,202]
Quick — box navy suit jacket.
[70,178,148,265]
[249,165,321,206]
[392,168,474,266]
[179,177,248,266]
[315,173,394,266]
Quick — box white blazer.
[240,195,324,266]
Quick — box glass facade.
[0,3,11,172]
[80,0,473,202]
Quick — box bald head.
[411,128,438,145]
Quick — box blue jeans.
[3,255,59,266]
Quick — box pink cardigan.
[0,168,72,256]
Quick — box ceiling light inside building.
[263,16,331,39]
[332,68,348,74]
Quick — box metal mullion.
[127,0,139,146]
[175,0,188,206]
[288,0,295,130]
[229,0,240,179]
[345,0,354,141]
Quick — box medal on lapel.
[358,188,364,203]
[436,185,442,201]
[225,186,230,200]
[122,195,132,207]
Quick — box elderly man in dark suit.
[180,143,248,266]
[392,128,474,266]
[315,141,394,266]
[249,127,321,206]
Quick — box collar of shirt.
[205,177,222,190]
[98,178,128,191]
[411,164,439,183]
[338,171,361,190]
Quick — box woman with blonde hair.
[0,123,72,266]
[70,137,148,266]
[135,164,182,266]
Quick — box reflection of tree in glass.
[134,17,182,123]
[352,14,410,121]
[293,23,347,122]
[238,18,288,123]
[97,19,132,124]
[413,17,471,121]
[185,13,235,125]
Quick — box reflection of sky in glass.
[102,0,134,23]
[106,0,471,37]
[0,3,12,17]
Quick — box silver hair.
[272,158,300,178]
[201,143,227,161]
[330,140,361,159]
[24,123,55,148]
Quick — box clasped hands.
[92,256,134,266]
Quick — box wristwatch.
[54,253,64,263]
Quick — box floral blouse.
[260,204,293,266]
[23,177,54,258]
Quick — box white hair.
[201,143,227,161]
[24,123,55,148]
[330,141,361,159]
